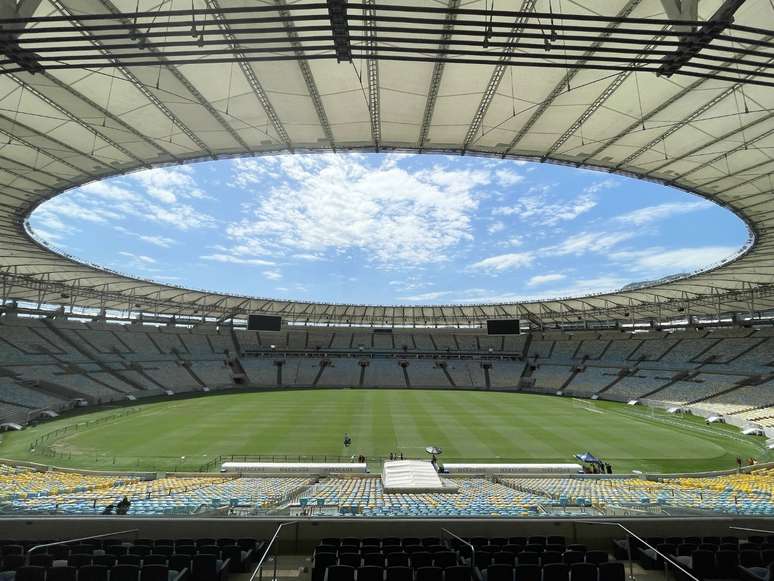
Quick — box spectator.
[116,496,131,515]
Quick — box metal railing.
[249,521,298,581]
[440,527,475,571]
[578,520,700,581]
[28,529,140,556]
[730,526,774,535]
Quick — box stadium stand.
[363,360,406,388]
[404,361,447,388]
[319,360,361,387]
[4,462,774,518]
[4,313,774,429]
[5,475,312,516]
[297,478,552,518]
[564,367,622,397]
[488,361,525,389]
[503,474,774,516]
[530,365,574,392]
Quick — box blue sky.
[29,153,750,305]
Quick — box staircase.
[182,362,207,388]
[21,377,93,403]
[594,368,632,396]
[437,362,456,387]
[687,374,774,406]
[640,370,699,400]
[42,320,146,393]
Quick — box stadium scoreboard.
[247,314,282,331]
[486,319,520,334]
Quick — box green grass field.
[0,389,768,474]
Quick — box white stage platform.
[442,463,582,475]
[382,460,458,493]
[220,462,367,474]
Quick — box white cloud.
[583,178,618,194]
[494,188,597,226]
[223,154,490,267]
[528,273,565,286]
[33,169,216,234]
[114,226,177,248]
[487,221,506,234]
[500,236,524,247]
[29,211,79,238]
[119,251,156,264]
[610,246,738,273]
[80,181,141,202]
[468,252,534,272]
[292,253,325,261]
[200,254,275,266]
[131,166,205,204]
[138,234,177,248]
[452,276,628,303]
[115,251,159,271]
[230,157,282,187]
[614,200,711,226]
[545,230,637,256]
[398,290,453,301]
[530,276,630,299]
[263,270,282,280]
[389,277,433,293]
[143,204,215,230]
[39,197,120,223]
[495,169,524,186]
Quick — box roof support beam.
[545,29,666,158]
[363,0,380,150]
[660,0,698,23]
[7,73,148,168]
[0,165,52,191]
[95,0,251,154]
[276,0,336,149]
[0,153,63,185]
[37,71,179,161]
[658,0,744,77]
[462,0,536,151]
[418,0,459,150]
[613,37,774,170]
[580,77,706,163]
[204,0,293,150]
[705,158,774,194]
[503,0,641,158]
[0,129,93,177]
[50,0,213,157]
[657,111,774,182]
[0,0,43,73]
[0,113,110,173]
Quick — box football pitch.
[0,389,767,474]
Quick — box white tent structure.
[0,0,772,327]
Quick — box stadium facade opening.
[28,154,749,306]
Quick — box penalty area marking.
[572,398,604,414]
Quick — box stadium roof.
[0,0,773,327]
